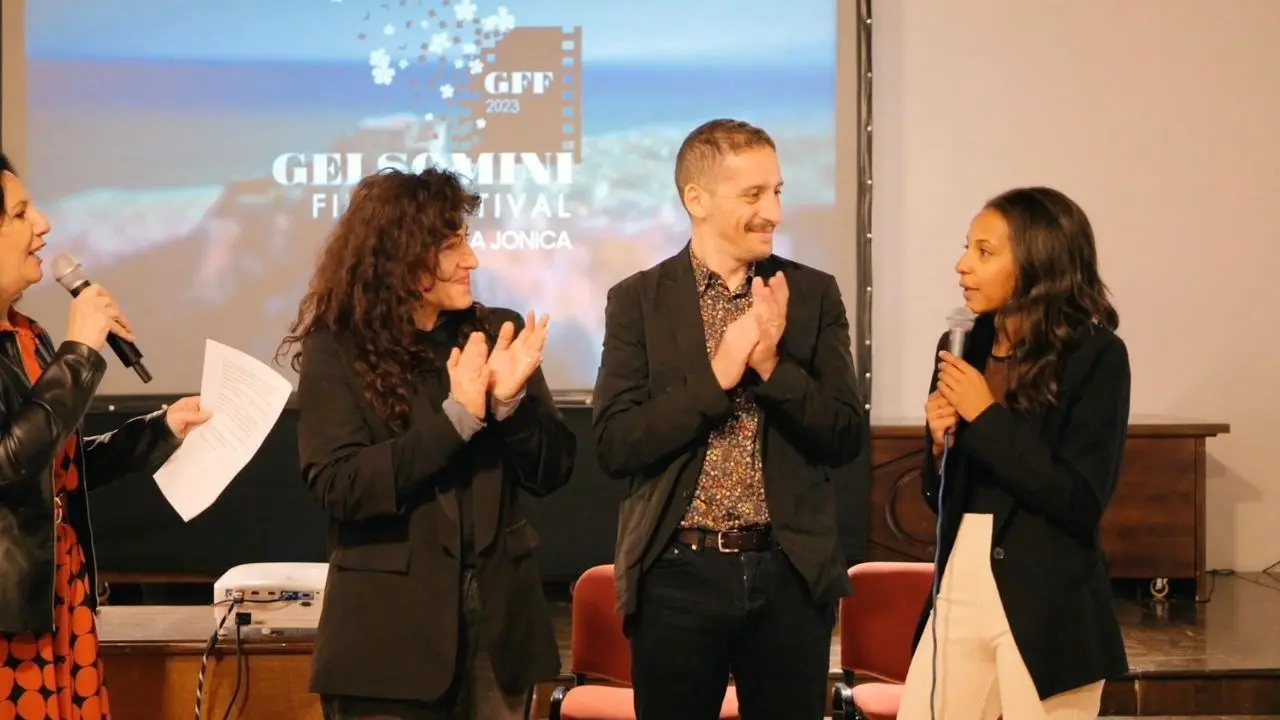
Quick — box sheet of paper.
[153,339,293,521]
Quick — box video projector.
[213,562,329,635]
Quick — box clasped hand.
[926,351,997,453]
[446,311,550,420]
[712,273,789,390]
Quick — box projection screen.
[1,0,869,405]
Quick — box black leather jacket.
[0,326,181,634]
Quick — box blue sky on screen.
[28,0,833,65]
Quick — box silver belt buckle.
[716,532,741,553]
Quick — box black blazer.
[914,312,1131,699]
[591,247,865,616]
[296,307,576,703]
[0,325,180,634]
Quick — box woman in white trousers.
[898,186,1131,720]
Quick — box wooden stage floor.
[96,572,1280,718]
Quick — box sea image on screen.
[22,0,837,394]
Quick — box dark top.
[915,311,1132,699]
[591,246,866,617]
[297,306,576,702]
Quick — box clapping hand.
[748,272,789,379]
[447,332,491,419]
[165,396,212,439]
[711,314,761,390]
[487,311,550,402]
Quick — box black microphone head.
[51,253,88,293]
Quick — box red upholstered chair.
[830,562,936,720]
[549,564,739,720]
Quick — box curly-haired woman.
[277,167,576,720]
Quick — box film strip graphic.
[454,27,583,163]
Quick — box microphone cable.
[195,592,264,720]
[220,619,247,720]
[195,592,241,720]
[930,437,951,720]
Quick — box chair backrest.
[569,564,632,685]
[838,561,936,683]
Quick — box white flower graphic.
[494,7,516,33]
[454,0,478,22]
[349,0,517,123]
[372,65,396,85]
[482,7,515,34]
[428,32,451,55]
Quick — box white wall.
[870,0,1280,570]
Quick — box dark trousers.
[626,539,836,720]
[321,571,532,720]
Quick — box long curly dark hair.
[276,167,484,431]
[986,186,1119,412]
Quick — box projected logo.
[270,0,582,251]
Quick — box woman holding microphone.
[0,152,211,719]
[898,186,1131,719]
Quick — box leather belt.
[675,526,772,553]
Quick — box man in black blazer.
[591,119,865,719]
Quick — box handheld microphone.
[51,253,153,384]
[946,305,976,357]
[942,306,976,442]
[929,305,976,720]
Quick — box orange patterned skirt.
[0,521,111,719]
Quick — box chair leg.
[831,681,854,720]
[548,686,568,720]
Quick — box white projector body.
[212,562,329,635]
